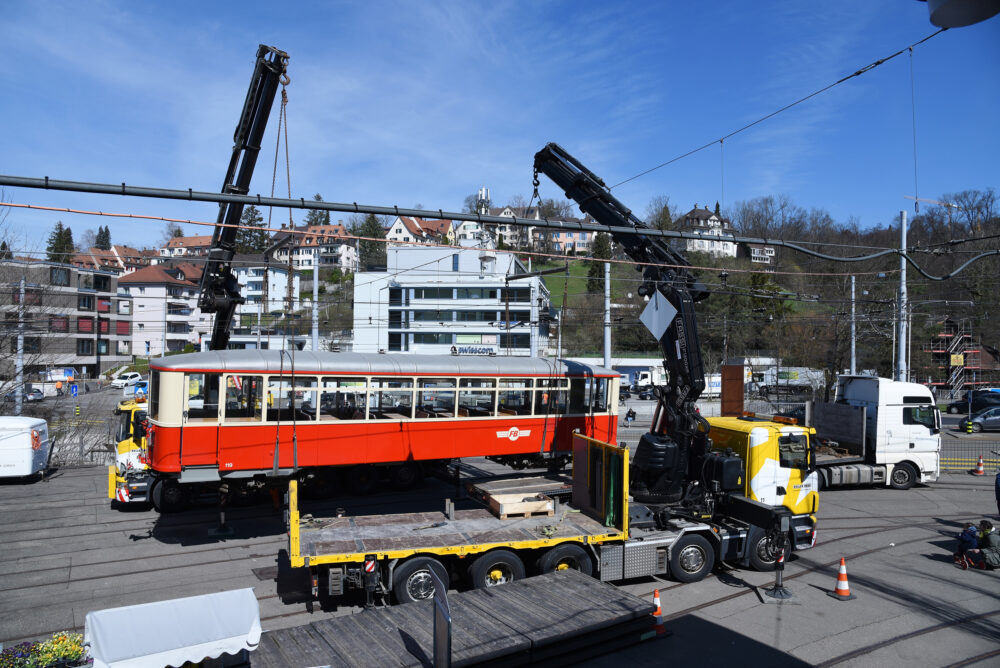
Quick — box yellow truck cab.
[706,414,819,566]
[108,398,151,504]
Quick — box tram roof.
[150,350,618,377]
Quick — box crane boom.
[198,44,289,351]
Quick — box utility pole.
[850,276,856,375]
[603,261,611,370]
[160,293,166,357]
[312,251,319,352]
[15,276,25,416]
[896,211,908,382]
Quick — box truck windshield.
[116,411,131,442]
[903,405,936,430]
[778,433,809,469]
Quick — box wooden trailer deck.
[252,569,657,667]
[298,503,619,559]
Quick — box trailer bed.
[299,504,619,559]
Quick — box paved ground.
[1,409,998,665]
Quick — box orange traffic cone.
[651,589,667,636]
[827,557,856,601]
[972,455,985,476]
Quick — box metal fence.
[940,441,1000,472]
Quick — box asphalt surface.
[1,399,998,666]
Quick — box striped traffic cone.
[972,455,985,476]
[827,557,856,601]
[651,589,667,636]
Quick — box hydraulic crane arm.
[533,143,707,421]
[198,44,289,351]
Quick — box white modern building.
[353,245,550,356]
[271,223,358,272]
[119,264,211,356]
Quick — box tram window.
[569,379,587,413]
[534,384,568,414]
[416,378,456,418]
[149,370,160,421]
[224,375,263,422]
[498,378,532,415]
[591,378,608,412]
[266,376,318,422]
[458,379,495,417]
[187,373,220,421]
[320,377,368,420]
[371,378,413,419]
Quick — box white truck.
[0,416,51,479]
[634,366,667,390]
[809,375,940,490]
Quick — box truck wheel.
[300,470,338,499]
[151,479,188,513]
[347,465,379,495]
[748,532,791,572]
[469,550,526,589]
[389,462,422,490]
[889,462,918,490]
[392,557,449,604]
[669,534,715,583]
[538,544,593,577]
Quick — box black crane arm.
[532,142,708,415]
[199,44,289,351]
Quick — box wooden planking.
[253,570,654,667]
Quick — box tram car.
[137,351,620,507]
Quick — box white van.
[0,416,51,478]
[112,372,143,389]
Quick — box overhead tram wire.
[6,183,992,281]
[608,28,948,190]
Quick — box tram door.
[183,373,221,467]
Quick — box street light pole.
[850,276,856,375]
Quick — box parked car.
[25,388,44,402]
[111,372,144,389]
[946,393,1000,414]
[959,406,1000,433]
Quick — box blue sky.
[1,1,997,253]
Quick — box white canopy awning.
[85,588,261,668]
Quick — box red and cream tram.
[144,350,619,500]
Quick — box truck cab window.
[903,406,936,430]
[778,433,808,469]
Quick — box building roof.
[164,235,214,249]
[118,264,198,287]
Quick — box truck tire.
[347,465,379,495]
[392,557,449,604]
[669,534,715,583]
[748,532,792,572]
[537,544,593,577]
[469,550,526,589]
[889,462,918,490]
[151,479,189,513]
[388,462,422,490]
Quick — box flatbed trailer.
[289,434,778,606]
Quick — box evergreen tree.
[0,240,12,260]
[95,225,111,250]
[46,222,75,262]
[714,201,721,217]
[355,213,386,269]
[586,232,612,293]
[304,193,331,227]
[235,205,269,253]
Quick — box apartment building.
[159,235,214,258]
[353,245,550,356]
[118,264,211,356]
[271,223,358,272]
[230,253,300,319]
[72,245,156,274]
[0,259,133,378]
